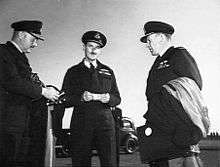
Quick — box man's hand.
[42,87,60,102]
[99,93,110,103]
[82,91,110,103]
[82,91,93,102]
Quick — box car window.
[123,120,132,128]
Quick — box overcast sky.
[0,0,220,132]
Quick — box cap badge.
[95,33,101,39]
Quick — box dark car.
[55,116,138,157]
[119,117,138,154]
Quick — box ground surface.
[55,151,149,167]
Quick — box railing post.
[44,103,56,167]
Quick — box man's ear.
[82,43,86,51]
[18,31,26,40]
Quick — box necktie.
[90,63,95,72]
[90,63,99,91]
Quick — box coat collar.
[160,46,175,59]
[5,41,29,64]
[80,58,104,70]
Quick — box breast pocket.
[100,74,112,92]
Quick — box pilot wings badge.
[157,60,170,69]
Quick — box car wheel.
[124,137,138,154]
[56,145,70,158]
[62,145,71,157]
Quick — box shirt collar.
[84,58,97,69]
[10,41,23,53]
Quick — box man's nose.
[146,39,151,46]
[146,42,150,47]
[92,47,97,52]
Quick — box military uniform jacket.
[143,46,203,161]
[146,46,202,100]
[61,60,121,129]
[0,41,42,133]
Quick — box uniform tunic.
[61,60,121,167]
[0,41,42,166]
[143,46,203,162]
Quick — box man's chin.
[88,57,97,61]
[150,52,158,57]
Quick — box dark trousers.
[2,132,29,167]
[26,114,47,167]
[70,110,117,167]
[26,98,47,167]
[70,127,116,167]
[26,132,46,167]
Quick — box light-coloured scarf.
[163,77,210,137]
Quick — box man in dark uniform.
[139,21,203,167]
[0,20,60,167]
[61,30,121,167]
